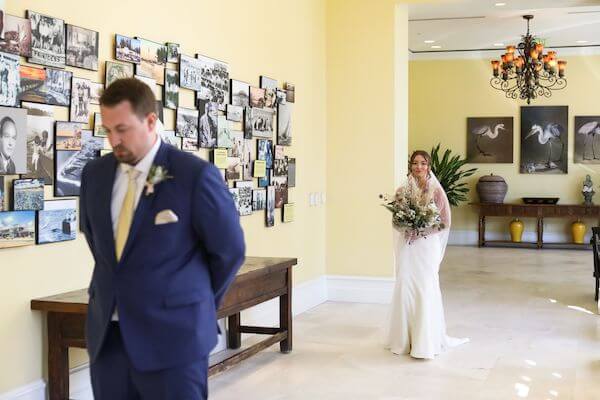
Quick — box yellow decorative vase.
[510,219,524,243]
[571,220,586,244]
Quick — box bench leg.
[227,313,241,350]
[595,278,599,302]
[280,267,293,353]
[48,313,69,400]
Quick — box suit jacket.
[0,157,15,174]
[80,142,245,371]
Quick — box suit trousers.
[90,322,208,400]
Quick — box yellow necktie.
[115,168,140,261]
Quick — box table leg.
[47,312,69,400]
[227,313,241,350]
[478,216,486,247]
[537,217,544,249]
[279,267,293,353]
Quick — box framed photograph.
[260,76,278,90]
[252,188,267,211]
[0,176,4,211]
[155,100,164,123]
[100,149,112,157]
[0,14,32,57]
[235,181,253,216]
[21,104,55,184]
[266,186,275,227]
[264,88,276,110]
[66,24,99,71]
[253,160,266,178]
[574,117,600,164]
[284,82,295,103]
[159,130,182,149]
[0,175,19,211]
[213,148,228,169]
[93,113,108,137]
[272,174,288,209]
[176,107,199,140]
[276,89,287,106]
[274,145,285,160]
[287,158,296,187]
[283,203,295,223]
[55,131,103,197]
[249,87,266,108]
[45,68,72,106]
[56,121,85,150]
[250,108,274,138]
[105,61,134,88]
[89,82,103,105]
[13,178,44,210]
[520,106,568,174]
[241,139,254,180]
[278,103,293,146]
[115,34,141,64]
[179,54,202,91]
[134,75,158,97]
[28,11,66,68]
[70,77,92,124]
[0,211,36,249]
[167,42,180,63]
[466,117,513,163]
[229,188,240,212]
[18,65,47,104]
[228,131,244,158]
[136,37,167,85]
[217,116,234,148]
[274,157,288,176]
[227,105,244,122]
[226,157,242,181]
[0,52,20,107]
[230,79,249,107]
[198,99,218,148]
[257,139,273,169]
[164,69,179,109]
[37,199,78,244]
[182,137,198,152]
[195,54,229,108]
[258,169,271,188]
[0,106,27,174]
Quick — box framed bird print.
[466,117,513,163]
[574,116,600,164]
[520,106,568,174]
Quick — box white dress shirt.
[110,136,161,320]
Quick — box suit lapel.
[96,155,118,266]
[118,142,170,266]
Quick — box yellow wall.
[409,56,600,237]
[1,0,327,392]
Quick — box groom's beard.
[112,144,137,165]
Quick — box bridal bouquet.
[380,178,445,237]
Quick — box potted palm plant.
[430,144,477,207]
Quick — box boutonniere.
[145,165,173,196]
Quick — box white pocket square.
[155,209,179,225]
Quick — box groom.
[80,78,245,399]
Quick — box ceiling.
[409,0,600,53]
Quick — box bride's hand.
[404,229,417,244]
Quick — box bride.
[385,150,468,359]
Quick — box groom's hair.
[100,78,156,120]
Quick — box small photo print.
[37,199,78,244]
[13,178,44,211]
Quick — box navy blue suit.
[80,142,245,398]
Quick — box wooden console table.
[471,203,600,250]
[31,257,297,400]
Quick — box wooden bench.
[31,257,297,400]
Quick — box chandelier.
[490,15,566,104]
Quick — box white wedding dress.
[385,174,468,359]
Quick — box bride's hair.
[408,150,432,177]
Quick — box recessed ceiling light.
[576,40,589,44]
[494,43,505,46]
[431,45,442,49]
[495,2,507,6]
[424,40,436,44]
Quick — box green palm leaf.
[429,144,477,207]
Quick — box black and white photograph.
[93,113,107,137]
[195,54,229,108]
[520,106,568,174]
[575,116,600,164]
[115,34,141,64]
[198,99,218,148]
[0,211,36,249]
[136,38,167,85]
[227,104,244,122]
[70,77,92,124]
[274,157,288,176]
[229,188,240,213]
[134,75,158,97]
[266,186,275,227]
[235,181,253,216]
[250,107,274,138]
[0,52,20,107]
[56,121,84,150]
[228,131,245,158]
[164,69,179,109]
[45,68,72,106]
[285,82,295,103]
[105,60,134,87]
[241,139,254,180]
[264,88,276,110]
[155,100,164,124]
[159,130,182,149]
[27,11,66,68]
[250,86,266,108]
[66,24,99,71]
[37,199,77,244]
[275,145,285,160]
[217,115,234,148]
[18,65,46,104]
[55,130,103,197]
[226,157,242,181]
[257,139,273,169]
[252,188,266,211]
[230,79,249,107]
[0,106,27,174]
[260,75,278,90]
[167,42,180,63]
[272,174,288,209]
[287,158,296,187]
[180,54,203,91]
[182,137,198,152]
[276,89,287,106]
[0,13,32,57]
[466,117,513,164]
[89,82,103,105]
[0,176,4,211]
[21,102,54,185]
[13,178,44,211]
[278,103,293,146]
[176,107,199,139]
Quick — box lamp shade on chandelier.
[490,15,566,104]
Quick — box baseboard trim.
[327,275,394,304]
